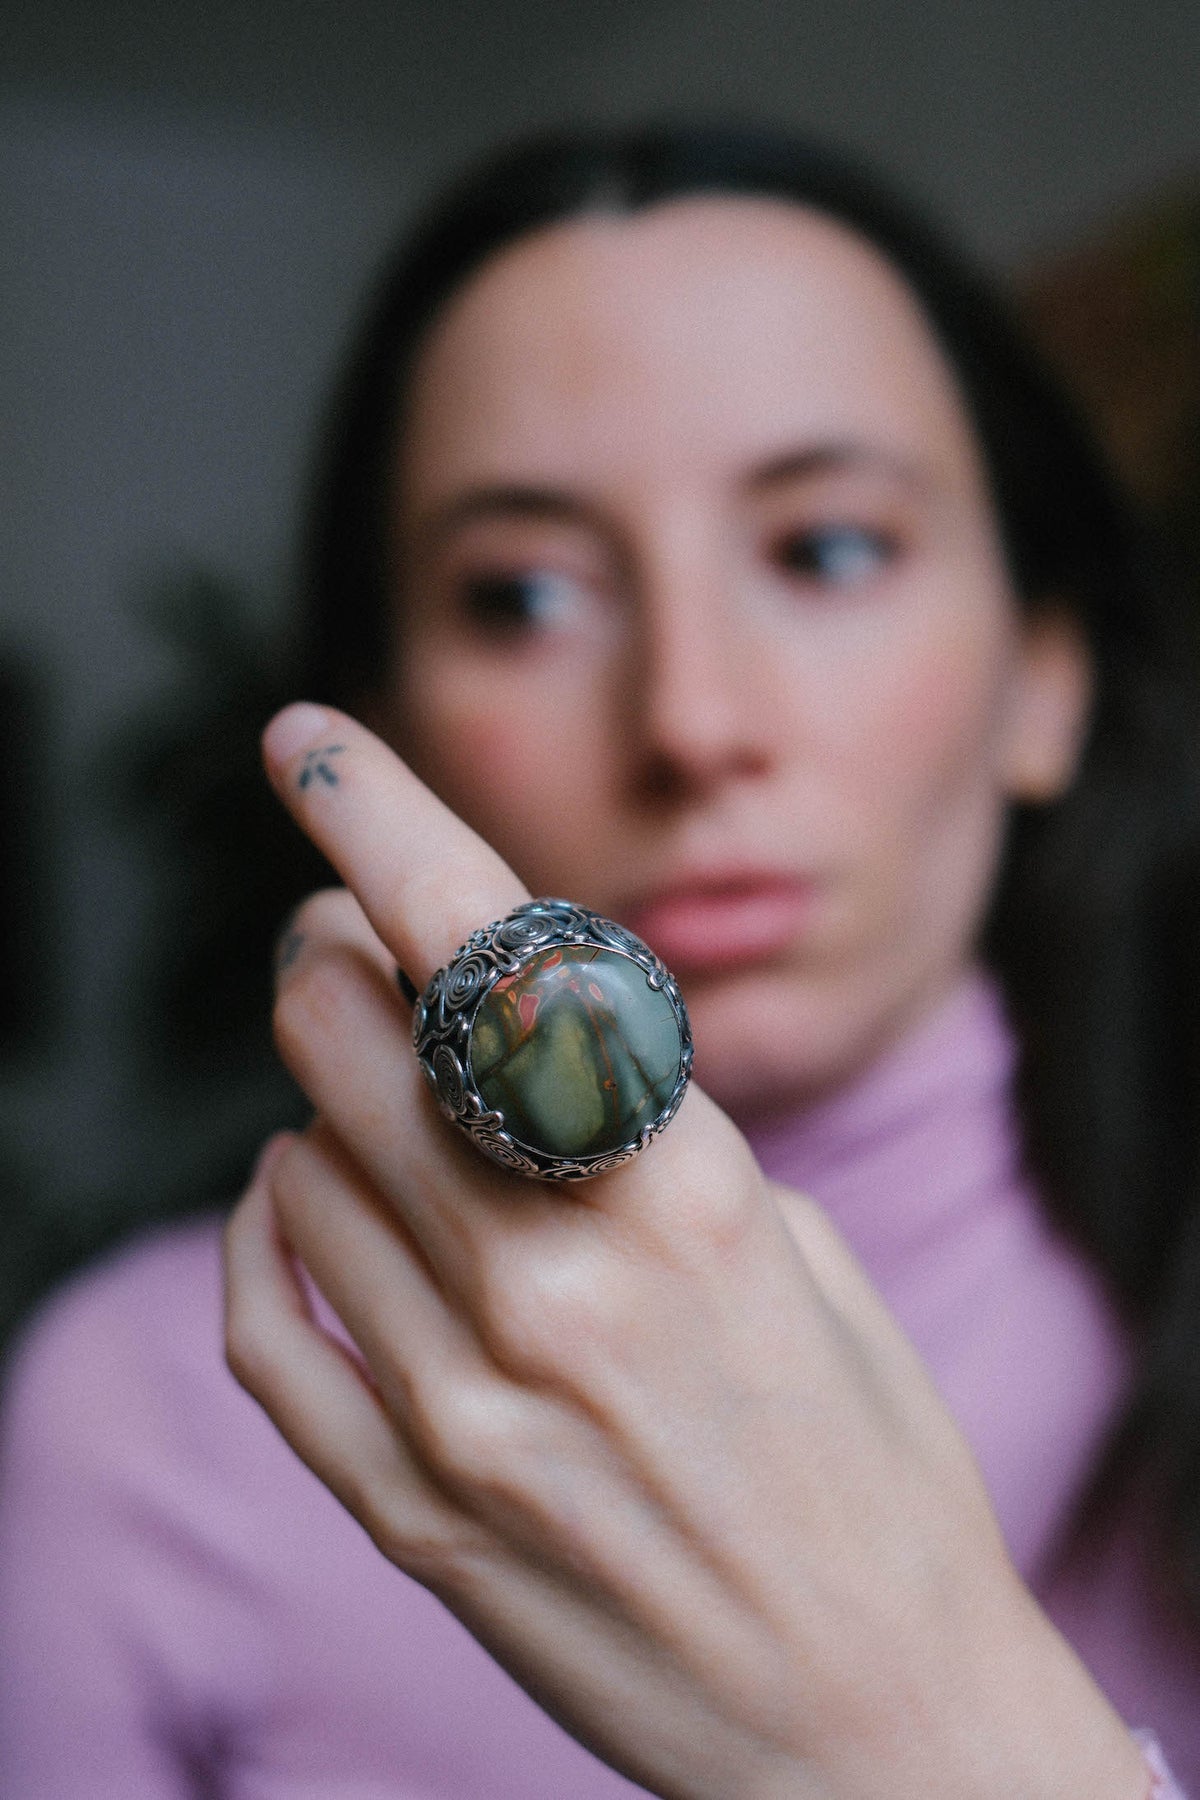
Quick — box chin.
[686,954,964,1125]
[681,968,866,1124]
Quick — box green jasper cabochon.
[469,945,683,1159]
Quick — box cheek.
[841,607,1018,830]
[887,650,1002,806]
[819,603,1021,956]
[394,659,608,866]
[407,694,547,833]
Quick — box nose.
[626,542,774,802]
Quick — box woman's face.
[382,197,1087,1116]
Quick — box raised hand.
[224,703,1147,1800]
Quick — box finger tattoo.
[274,928,306,975]
[298,744,347,790]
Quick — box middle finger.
[273,887,552,1289]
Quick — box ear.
[1000,606,1094,804]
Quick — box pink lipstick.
[623,875,812,972]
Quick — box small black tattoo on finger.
[298,744,346,789]
[274,929,305,974]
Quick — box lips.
[621,874,813,973]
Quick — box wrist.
[1134,1730,1184,1800]
[947,1580,1153,1800]
[940,1584,1154,1800]
[783,1575,1154,1800]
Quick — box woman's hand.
[224,703,1148,1800]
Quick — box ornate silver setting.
[412,898,693,1181]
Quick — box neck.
[745,967,1015,1271]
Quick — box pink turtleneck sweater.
[0,974,1193,1795]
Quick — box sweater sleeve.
[0,1225,272,1799]
[1,1282,189,1795]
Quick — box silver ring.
[412,898,693,1181]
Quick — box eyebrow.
[745,441,932,492]
[410,486,600,559]
[410,442,932,554]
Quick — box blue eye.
[776,525,894,586]
[461,571,580,633]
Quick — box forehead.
[397,195,989,503]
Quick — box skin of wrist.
[737,1573,1151,1800]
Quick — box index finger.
[263,701,745,1219]
[263,702,529,985]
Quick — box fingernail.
[263,702,333,771]
[250,1132,292,1185]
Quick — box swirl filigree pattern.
[432,1046,467,1116]
[444,954,490,1010]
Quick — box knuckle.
[266,1134,317,1233]
[405,1369,517,1493]
[278,882,354,943]
[693,1179,757,1252]
[285,885,357,939]
[475,1235,627,1385]
[368,1500,487,1599]
[272,951,353,1071]
[776,1187,830,1261]
[643,1179,758,1275]
[273,887,367,982]
[317,1443,454,1583]
[223,1308,278,1400]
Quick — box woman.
[2,126,1197,1794]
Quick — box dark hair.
[305,123,1200,1622]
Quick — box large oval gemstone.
[469,945,683,1159]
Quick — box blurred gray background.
[3,0,1199,1334]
